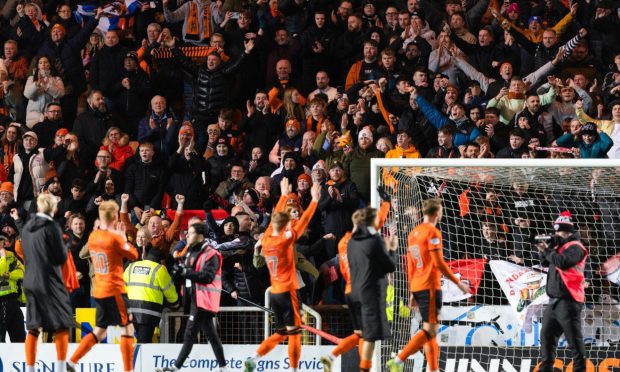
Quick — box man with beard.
[31,102,63,149]
[344,127,382,202]
[214,164,254,210]
[9,131,66,209]
[345,39,381,90]
[73,90,117,168]
[272,152,304,198]
[269,118,303,165]
[331,14,365,84]
[239,92,280,158]
[307,71,338,103]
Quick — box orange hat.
[179,123,194,136]
[297,173,312,186]
[284,192,301,208]
[0,182,13,195]
[285,118,301,132]
[51,23,66,34]
[56,128,69,137]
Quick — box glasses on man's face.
[47,110,61,113]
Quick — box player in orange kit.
[67,200,138,372]
[244,181,322,372]
[320,190,391,372]
[387,198,471,372]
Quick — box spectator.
[124,142,166,213]
[555,122,613,159]
[206,136,234,193]
[239,91,280,159]
[116,52,151,137]
[162,0,214,45]
[213,163,254,210]
[100,127,134,172]
[23,56,65,128]
[168,128,208,209]
[73,90,117,169]
[31,103,64,149]
[89,30,129,105]
[137,95,177,156]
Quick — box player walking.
[67,200,138,372]
[347,206,398,372]
[387,198,471,372]
[22,194,74,372]
[244,182,321,372]
[320,197,390,372]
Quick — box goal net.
[370,158,620,372]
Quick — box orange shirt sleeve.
[273,195,288,213]
[165,211,183,243]
[376,201,390,230]
[121,212,137,242]
[293,201,317,238]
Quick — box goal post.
[370,158,620,372]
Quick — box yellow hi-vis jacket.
[124,259,178,325]
[0,250,24,299]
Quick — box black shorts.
[345,294,362,331]
[95,294,130,328]
[270,290,301,329]
[413,290,442,323]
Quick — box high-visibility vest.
[556,240,588,303]
[194,245,222,313]
[0,251,23,299]
[124,260,178,324]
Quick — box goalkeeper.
[537,211,588,372]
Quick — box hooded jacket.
[540,232,587,301]
[21,213,74,330]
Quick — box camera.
[231,12,240,19]
[530,234,557,247]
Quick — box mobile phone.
[231,12,240,19]
[144,205,151,211]
[149,1,156,8]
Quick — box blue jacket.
[555,132,613,159]
[415,95,480,147]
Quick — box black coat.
[318,179,359,236]
[172,46,247,123]
[541,233,587,301]
[167,152,208,209]
[347,225,396,341]
[90,43,129,97]
[124,160,166,209]
[21,213,74,331]
[73,107,117,167]
[38,18,98,95]
[238,111,282,158]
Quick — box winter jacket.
[343,146,382,201]
[38,17,98,95]
[137,109,177,155]
[21,213,74,330]
[116,69,151,122]
[124,160,166,209]
[167,152,208,209]
[23,75,65,128]
[540,233,587,301]
[73,107,117,167]
[172,46,247,122]
[10,146,65,201]
[415,95,480,148]
[238,111,282,158]
[555,132,614,159]
[89,43,129,97]
[347,224,396,341]
[318,179,359,236]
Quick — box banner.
[75,0,140,33]
[601,252,620,286]
[489,260,549,324]
[443,259,487,302]
[0,344,339,372]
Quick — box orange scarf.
[508,92,525,100]
[307,115,324,135]
[186,1,211,41]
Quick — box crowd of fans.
[1,0,620,340]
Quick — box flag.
[443,258,487,302]
[75,0,140,33]
[490,260,549,325]
[601,252,620,285]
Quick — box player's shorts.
[95,294,131,328]
[270,290,301,329]
[345,294,362,331]
[413,289,442,323]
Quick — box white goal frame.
[368,158,620,372]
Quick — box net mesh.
[375,163,620,371]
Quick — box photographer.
[537,211,588,372]
[158,223,227,372]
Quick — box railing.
[161,288,324,345]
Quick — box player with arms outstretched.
[68,201,138,372]
[320,190,391,372]
[387,198,472,372]
[244,181,322,372]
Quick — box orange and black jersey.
[407,223,460,293]
[88,230,138,299]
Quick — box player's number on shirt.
[410,245,423,269]
[265,256,278,277]
[91,252,109,274]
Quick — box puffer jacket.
[172,46,247,122]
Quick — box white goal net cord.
[370,159,620,372]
